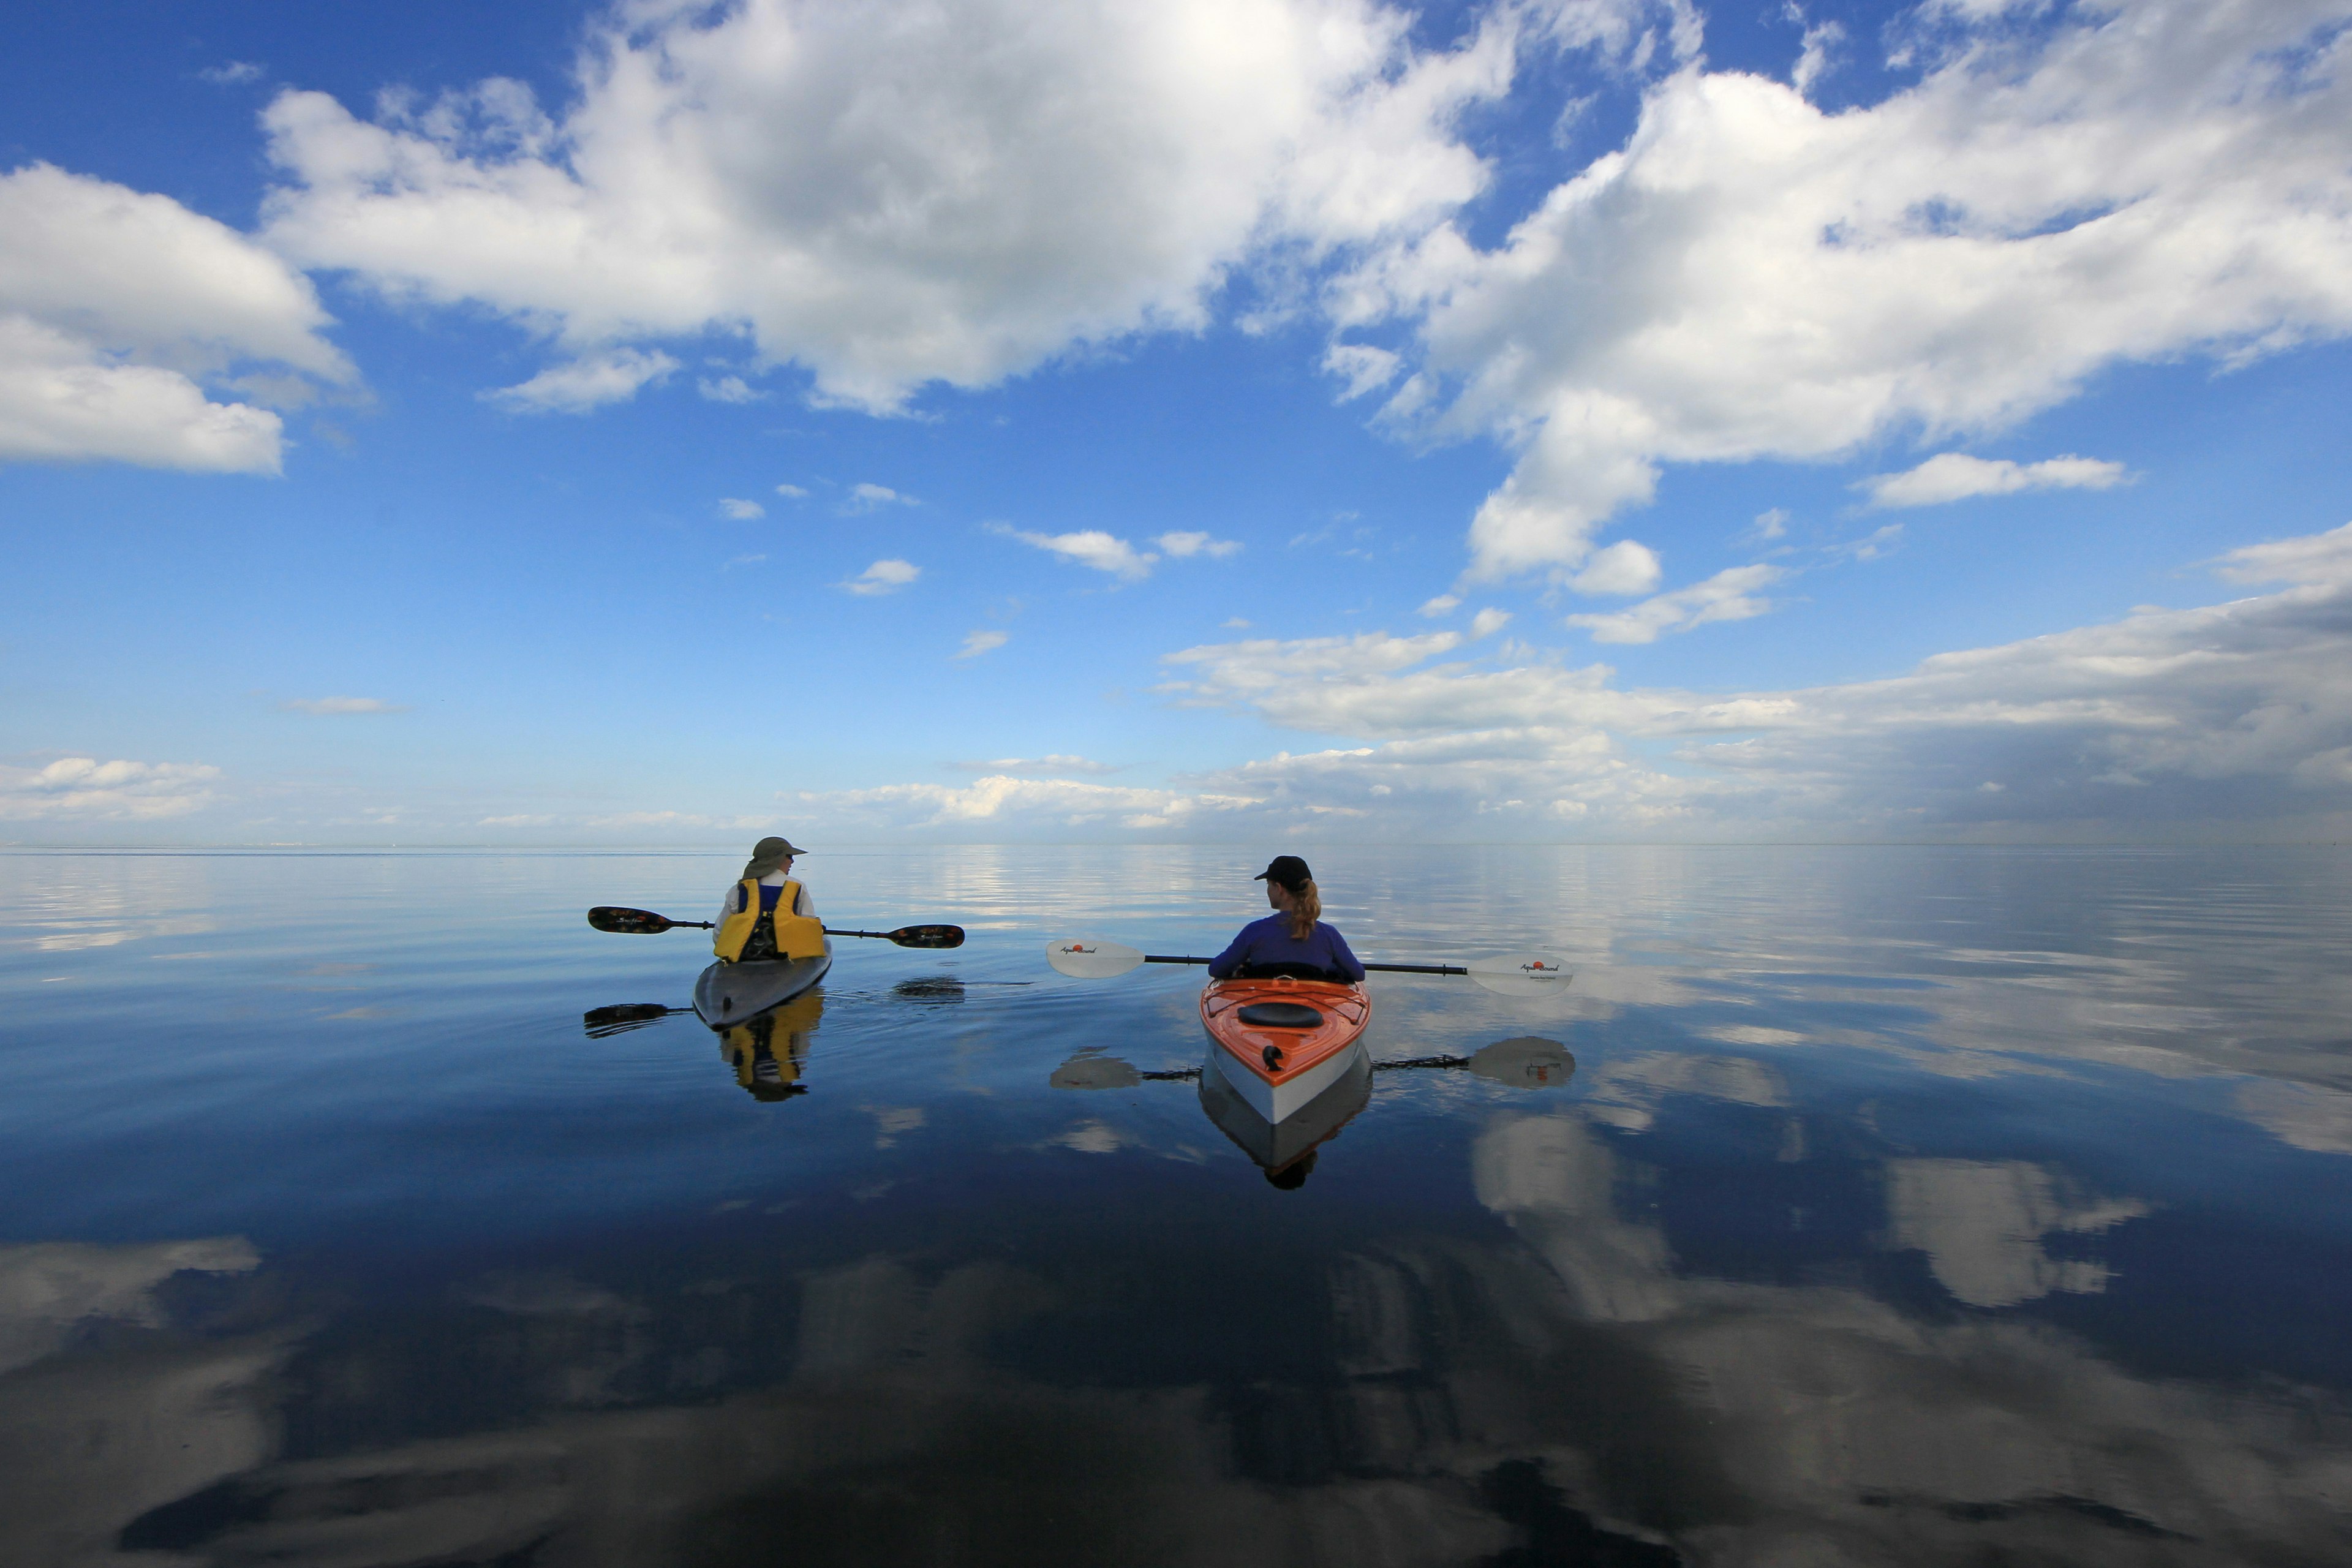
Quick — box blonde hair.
[1287,880,1321,942]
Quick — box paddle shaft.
[665,924,946,941]
[1140,954,1467,976]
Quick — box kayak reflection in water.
[717,990,823,1101]
[1206,856,1368,982]
[712,835,824,964]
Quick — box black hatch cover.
[1237,1001,1324,1029]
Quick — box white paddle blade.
[1046,938,1147,979]
[1468,952,1574,998]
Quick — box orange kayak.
[1199,976,1371,1123]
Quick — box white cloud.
[1469,606,1513,638]
[0,164,352,473]
[278,696,410,715]
[717,497,765,519]
[0,757,222,820]
[842,558,921,595]
[1417,594,1461,617]
[996,526,1159,581]
[1162,627,1467,701]
[198,62,265,86]
[1150,520,2352,835]
[799,774,1259,833]
[698,374,765,403]
[481,348,676,414]
[1745,507,1790,543]
[1343,0,2352,581]
[775,483,809,499]
[1859,453,2130,510]
[257,0,1512,414]
[954,629,1009,659]
[1566,564,1782,644]
[726,521,2352,840]
[1567,539,1662,596]
[1322,342,1401,400]
[1827,522,1902,561]
[948,754,1118,775]
[1789,19,1844,99]
[843,482,914,513]
[2212,520,2352,587]
[1153,530,1241,559]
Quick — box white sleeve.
[716,884,742,929]
[794,883,818,921]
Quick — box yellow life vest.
[712,876,827,962]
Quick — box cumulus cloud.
[1859,453,2130,510]
[698,374,764,403]
[198,62,266,87]
[257,0,1514,414]
[1417,593,1461,617]
[2209,519,2352,586]
[481,348,676,413]
[1567,539,1662,596]
[717,496,765,519]
[278,696,410,714]
[0,757,222,820]
[1122,521,2352,837]
[843,483,913,513]
[1566,564,1781,643]
[1342,0,2352,581]
[0,164,352,472]
[954,629,1009,659]
[1323,341,1401,399]
[1153,530,1242,559]
[996,526,1159,581]
[842,558,920,595]
[797,774,1259,834]
[946,754,1118,775]
[775,483,809,499]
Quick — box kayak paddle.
[582,1002,692,1037]
[588,906,964,948]
[1044,937,1570,997]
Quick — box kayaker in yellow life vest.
[712,835,827,963]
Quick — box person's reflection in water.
[716,990,823,1101]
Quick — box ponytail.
[1287,880,1321,942]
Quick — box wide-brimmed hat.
[744,836,807,877]
[1253,854,1313,892]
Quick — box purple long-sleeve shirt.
[1206,914,1366,982]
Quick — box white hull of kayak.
[693,943,832,1027]
[1199,1046,1371,1169]
[1210,1031,1368,1124]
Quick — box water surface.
[3,845,2349,1565]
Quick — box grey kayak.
[693,947,832,1027]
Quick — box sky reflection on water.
[2,845,2349,1566]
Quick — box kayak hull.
[1199,1041,1371,1175]
[1199,977,1371,1123]
[693,943,832,1027]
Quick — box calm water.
[3,845,2350,1566]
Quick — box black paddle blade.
[891,924,965,949]
[588,906,673,934]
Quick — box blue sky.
[4,0,2351,843]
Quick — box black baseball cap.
[1253,854,1313,892]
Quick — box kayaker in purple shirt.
[1207,856,1367,983]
